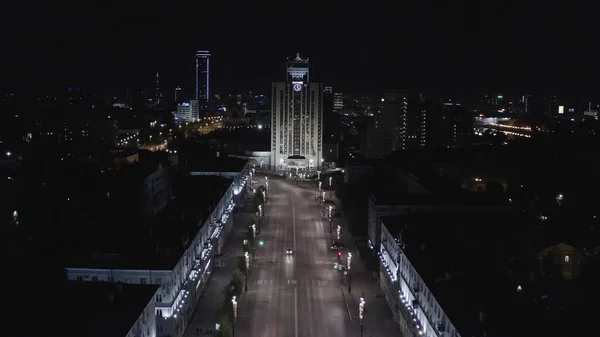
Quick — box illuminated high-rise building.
[155,70,161,104]
[195,51,210,102]
[271,53,323,171]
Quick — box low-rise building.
[65,173,248,337]
[367,177,513,252]
[376,211,591,337]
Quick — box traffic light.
[338,251,342,257]
[259,240,264,247]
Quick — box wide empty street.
[235,176,357,337]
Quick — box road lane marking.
[294,287,298,337]
[291,196,296,252]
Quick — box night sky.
[2,2,597,96]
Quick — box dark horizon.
[2,2,598,97]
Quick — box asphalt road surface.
[235,176,356,337]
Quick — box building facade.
[195,51,210,102]
[364,90,409,158]
[66,172,249,337]
[270,53,323,172]
[378,218,459,337]
[126,288,159,337]
[173,100,200,123]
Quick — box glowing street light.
[245,252,250,270]
[359,295,366,337]
[232,296,238,337]
[347,252,352,271]
[319,181,322,191]
[347,252,353,292]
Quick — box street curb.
[340,286,353,323]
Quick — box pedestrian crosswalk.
[251,279,338,287]
[315,260,334,265]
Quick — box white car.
[286,248,293,255]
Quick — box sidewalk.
[183,204,253,337]
[317,197,399,336]
[341,273,399,337]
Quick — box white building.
[333,92,344,110]
[270,53,323,172]
[173,100,200,123]
[66,172,249,337]
[378,217,457,337]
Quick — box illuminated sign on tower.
[271,53,323,171]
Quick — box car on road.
[286,248,293,255]
[331,241,344,250]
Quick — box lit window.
[564,255,570,263]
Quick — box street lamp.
[244,252,249,292]
[252,224,256,239]
[359,295,365,337]
[347,253,352,292]
[347,252,352,271]
[232,296,238,337]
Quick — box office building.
[174,86,183,103]
[173,100,199,123]
[364,90,408,158]
[195,51,210,102]
[270,53,323,171]
[333,92,344,110]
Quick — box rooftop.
[66,174,232,270]
[381,211,595,337]
[184,152,247,173]
[9,280,159,337]
[371,187,511,207]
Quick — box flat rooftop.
[9,281,159,337]
[371,187,511,207]
[186,154,247,173]
[381,211,592,337]
[66,175,232,270]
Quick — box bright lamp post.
[359,295,366,337]
[244,252,249,292]
[347,253,353,292]
[232,296,238,337]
